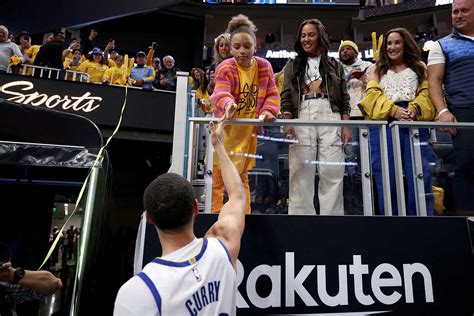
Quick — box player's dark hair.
[143,173,195,230]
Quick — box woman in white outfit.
[280,19,351,215]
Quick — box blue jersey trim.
[217,239,233,266]
[137,272,162,314]
[152,238,208,267]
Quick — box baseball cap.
[18,31,30,39]
[136,51,146,57]
[91,47,103,55]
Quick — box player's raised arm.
[205,121,246,266]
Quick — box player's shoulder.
[115,274,157,315]
[116,275,147,300]
[205,237,233,267]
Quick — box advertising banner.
[0,73,176,132]
[144,215,474,315]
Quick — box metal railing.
[6,64,184,92]
[390,121,474,216]
[172,72,474,217]
[167,71,393,216]
[187,117,391,216]
[7,64,90,82]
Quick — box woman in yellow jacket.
[358,28,436,216]
[78,47,109,84]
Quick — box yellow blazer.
[358,80,436,121]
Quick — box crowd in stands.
[0,26,180,91]
[364,0,439,18]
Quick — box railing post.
[359,127,373,216]
[169,71,190,177]
[70,166,99,316]
[409,127,427,216]
[391,124,407,216]
[379,124,393,216]
[187,120,196,182]
[187,118,389,216]
[203,121,214,214]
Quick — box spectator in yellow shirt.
[64,49,83,71]
[62,38,82,64]
[102,55,127,86]
[64,49,87,81]
[151,57,161,73]
[104,40,117,68]
[17,31,40,76]
[191,67,211,112]
[146,41,159,67]
[78,47,109,84]
[18,32,40,64]
[109,48,119,64]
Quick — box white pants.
[288,98,345,215]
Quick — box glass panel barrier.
[0,141,111,315]
[390,121,474,217]
[188,117,390,216]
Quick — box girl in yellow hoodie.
[102,55,127,86]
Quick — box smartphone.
[352,68,367,80]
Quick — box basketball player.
[113,120,246,316]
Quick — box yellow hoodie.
[103,66,127,85]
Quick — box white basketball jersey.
[137,237,236,316]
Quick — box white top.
[380,68,418,102]
[304,56,322,85]
[341,60,373,117]
[114,237,236,316]
[427,33,474,66]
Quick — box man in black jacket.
[34,30,65,71]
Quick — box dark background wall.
[1,0,204,71]
[0,0,181,34]
[77,11,205,71]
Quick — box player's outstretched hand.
[209,121,224,148]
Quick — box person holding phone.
[339,41,372,119]
[18,32,41,67]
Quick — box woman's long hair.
[213,33,230,66]
[375,28,426,84]
[191,67,207,95]
[292,19,331,89]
